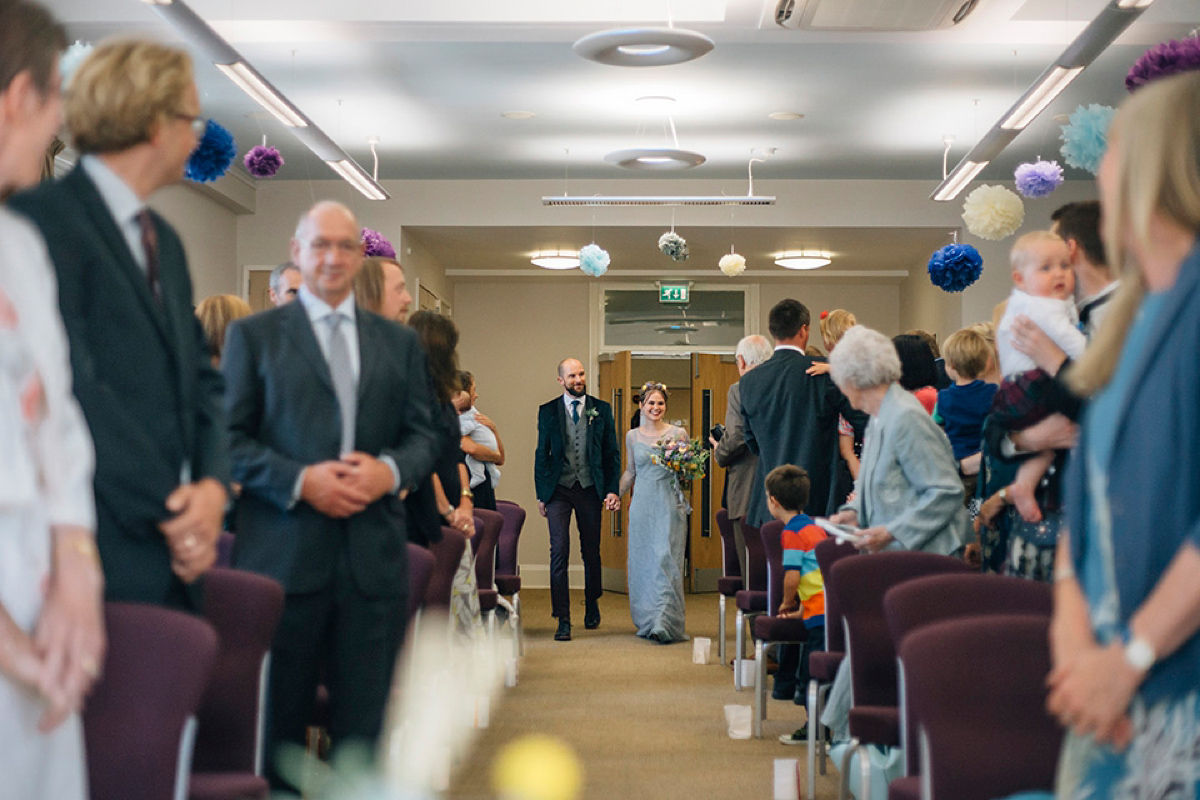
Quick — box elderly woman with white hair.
[826,325,969,555]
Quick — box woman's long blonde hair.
[1068,72,1200,396]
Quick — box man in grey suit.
[223,201,437,790]
[710,334,773,579]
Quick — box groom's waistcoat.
[558,402,593,489]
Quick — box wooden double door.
[597,352,740,594]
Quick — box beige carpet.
[447,589,841,800]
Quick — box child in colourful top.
[766,464,829,745]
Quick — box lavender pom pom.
[244,145,284,178]
[1126,38,1200,92]
[658,231,688,261]
[927,244,983,293]
[1014,160,1064,198]
[185,120,236,183]
[579,244,610,277]
[1059,105,1114,175]
[361,228,396,259]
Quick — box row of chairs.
[87,499,529,800]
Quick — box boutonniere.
[585,407,600,424]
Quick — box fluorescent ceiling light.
[530,251,581,270]
[573,28,714,67]
[604,147,706,170]
[775,252,832,270]
[1116,0,1154,7]
[932,160,988,201]
[1000,66,1084,131]
[326,160,389,201]
[215,62,307,128]
[140,0,174,4]
[543,195,775,207]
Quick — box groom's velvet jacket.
[534,394,621,503]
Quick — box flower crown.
[640,381,669,399]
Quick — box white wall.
[150,183,240,300]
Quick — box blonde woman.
[195,294,251,367]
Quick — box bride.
[619,382,689,643]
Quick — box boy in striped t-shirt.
[766,465,829,745]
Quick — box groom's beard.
[565,384,587,398]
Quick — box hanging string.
[563,148,570,197]
[370,139,380,182]
[942,137,954,179]
[670,207,676,234]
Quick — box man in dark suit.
[223,201,436,789]
[534,358,621,641]
[9,39,229,611]
[740,300,849,527]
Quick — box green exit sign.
[659,284,690,304]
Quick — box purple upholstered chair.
[883,573,1052,796]
[733,520,767,690]
[406,542,436,626]
[190,568,285,800]
[715,509,743,667]
[750,519,807,738]
[86,603,219,800]
[425,528,469,610]
[494,500,527,657]
[899,615,1059,800]
[471,508,504,634]
[216,531,235,568]
[830,551,972,800]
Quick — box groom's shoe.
[584,604,601,630]
[555,619,572,641]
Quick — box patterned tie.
[136,209,161,304]
[326,312,356,453]
[571,399,580,424]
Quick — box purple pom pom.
[243,145,283,178]
[927,243,983,293]
[1127,38,1200,92]
[1014,160,1064,198]
[361,227,396,259]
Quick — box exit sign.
[659,284,690,304]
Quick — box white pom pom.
[718,253,746,276]
[962,184,1025,241]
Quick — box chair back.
[406,543,436,623]
[814,537,857,652]
[194,568,284,776]
[716,509,740,579]
[757,520,787,612]
[471,508,504,590]
[425,528,468,609]
[217,531,235,568]
[830,551,971,708]
[494,501,526,577]
[741,521,767,592]
[901,615,1059,800]
[85,602,218,800]
[884,572,1053,776]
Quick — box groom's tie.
[571,399,580,424]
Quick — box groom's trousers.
[546,482,603,620]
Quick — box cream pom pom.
[961,184,1025,241]
[718,252,746,276]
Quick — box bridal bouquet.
[651,436,710,483]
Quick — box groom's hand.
[603,493,621,512]
[538,501,547,517]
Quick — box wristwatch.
[1123,632,1156,673]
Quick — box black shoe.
[778,725,833,746]
[584,606,601,629]
[555,619,572,641]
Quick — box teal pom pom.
[1059,105,1115,175]
[579,244,610,277]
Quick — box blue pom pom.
[1014,160,1064,198]
[579,244,610,277]
[1059,105,1115,175]
[927,244,983,293]
[185,120,236,183]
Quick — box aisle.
[447,589,841,800]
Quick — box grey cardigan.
[842,383,967,555]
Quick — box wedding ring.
[81,656,99,678]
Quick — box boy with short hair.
[766,464,829,746]
[934,327,1000,498]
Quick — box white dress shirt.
[80,155,148,273]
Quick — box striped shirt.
[781,513,827,629]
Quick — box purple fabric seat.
[887,775,920,800]
[715,509,743,666]
[732,521,765,689]
[899,615,1059,800]
[406,543,435,624]
[217,531,235,568]
[86,602,219,800]
[188,774,269,800]
[749,519,807,737]
[884,573,1053,781]
[494,499,527,657]
[425,528,468,610]
[191,567,285,800]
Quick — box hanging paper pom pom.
[185,120,236,183]
[243,145,284,178]
[962,184,1024,241]
[1059,104,1115,175]
[361,227,396,258]
[658,231,689,261]
[718,253,745,277]
[927,243,984,293]
[579,244,610,277]
[1126,38,1200,92]
[60,41,93,87]
[1014,160,1064,198]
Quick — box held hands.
[603,493,621,512]
[1046,639,1139,749]
[160,478,226,583]
[301,460,371,518]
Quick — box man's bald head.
[557,358,586,397]
[290,200,364,307]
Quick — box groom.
[535,358,622,641]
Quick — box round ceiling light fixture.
[531,250,581,270]
[605,147,706,170]
[775,251,832,270]
[573,28,715,67]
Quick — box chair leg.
[807,679,818,800]
[718,594,727,668]
[753,639,767,738]
[817,683,830,776]
[859,738,873,800]
[838,738,860,800]
[734,610,745,690]
[514,592,524,657]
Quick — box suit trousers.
[265,545,407,791]
[546,482,603,619]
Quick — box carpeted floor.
[446,589,841,800]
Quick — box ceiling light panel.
[543,196,775,206]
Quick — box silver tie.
[327,312,356,454]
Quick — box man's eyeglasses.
[173,113,207,137]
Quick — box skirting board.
[519,565,628,594]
